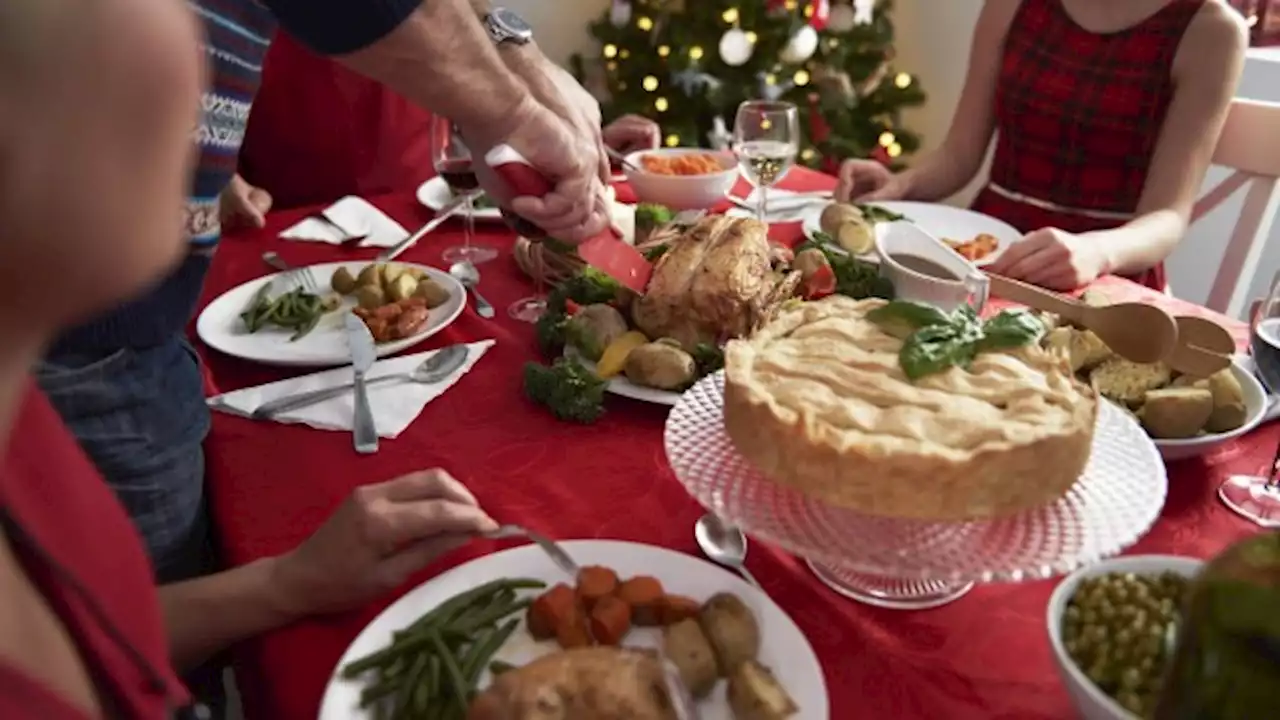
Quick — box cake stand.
[664,373,1169,610]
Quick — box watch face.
[492,7,533,36]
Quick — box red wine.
[437,159,479,193]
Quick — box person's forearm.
[895,144,986,203]
[1083,209,1186,277]
[160,558,302,671]
[333,0,528,142]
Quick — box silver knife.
[344,313,379,454]
[377,189,481,262]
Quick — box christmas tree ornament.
[757,71,795,101]
[853,0,876,25]
[826,2,857,32]
[779,25,819,63]
[707,116,732,150]
[766,0,791,17]
[815,66,856,103]
[671,69,723,96]
[718,27,754,66]
[859,60,890,96]
[807,0,831,30]
[609,0,632,28]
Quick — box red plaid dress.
[971,0,1206,290]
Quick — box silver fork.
[262,251,319,294]
[482,524,580,577]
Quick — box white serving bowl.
[1153,360,1267,461]
[622,148,740,210]
[1046,554,1204,720]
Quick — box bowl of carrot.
[622,148,740,210]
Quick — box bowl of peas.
[1045,555,1203,720]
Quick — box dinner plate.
[318,539,828,720]
[566,348,682,407]
[801,200,1023,266]
[196,261,465,367]
[416,176,503,221]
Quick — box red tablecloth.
[200,168,1273,719]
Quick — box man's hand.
[603,114,661,154]
[220,173,273,230]
[269,469,497,615]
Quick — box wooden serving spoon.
[1167,316,1235,377]
[987,274,1178,364]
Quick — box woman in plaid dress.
[836,0,1248,291]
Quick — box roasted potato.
[356,264,382,288]
[727,660,799,720]
[697,593,760,675]
[380,262,406,289]
[354,284,387,311]
[387,273,419,302]
[1045,327,1113,373]
[624,339,697,390]
[662,618,719,698]
[402,266,426,281]
[566,304,629,361]
[1173,369,1249,433]
[1139,387,1214,439]
[413,278,452,308]
[330,267,358,295]
[819,203,874,254]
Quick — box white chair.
[1192,98,1280,317]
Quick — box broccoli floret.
[534,310,570,358]
[635,203,675,231]
[692,343,725,377]
[548,268,623,315]
[523,358,607,424]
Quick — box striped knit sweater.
[51,0,418,356]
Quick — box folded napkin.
[207,340,494,438]
[279,195,409,248]
[725,188,827,223]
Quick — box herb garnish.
[795,233,895,300]
[867,301,1045,380]
[856,204,907,224]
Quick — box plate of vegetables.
[416,176,503,221]
[801,200,1021,266]
[318,539,827,720]
[196,261,465,367]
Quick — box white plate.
[567,348,682,407]
[318,540,828,720]
[801,200,1023,266]
[196,261,465,367]
[416,177,503,221]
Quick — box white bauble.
[718,28,754,66]
[779,25,819,64]
[609,0,632,28]
[853,0,876,25]
[827,4,857,33]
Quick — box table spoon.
[249,344,467,420]
[694,514,760,589]
[449,261,495,319]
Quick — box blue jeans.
[35,337,213,582]
[35,336,226,715]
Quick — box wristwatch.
[483,7,534,46]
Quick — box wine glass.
[1219,271,1280,527]
[431,117,497,265]
[733,100,800,224]
[508,244,547,323]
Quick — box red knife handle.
[484,144,554,198]
[484,144,552,238]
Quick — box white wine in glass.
[733,101,800,223]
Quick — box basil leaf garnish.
[868,302,1044,380]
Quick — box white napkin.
[606,186,637,245]
[725,188,826,223]
[207,340,494,438]
[279,195,409,248]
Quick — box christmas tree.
[570,0,926,171]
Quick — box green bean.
[452,598,532,634]
[290,309,322,341]
[358,677,403,707]
[401,654,429,717]
[463,619,520,682]
[428,630,470,717]
[342,633,436,677]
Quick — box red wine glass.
[431,117,496,265]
